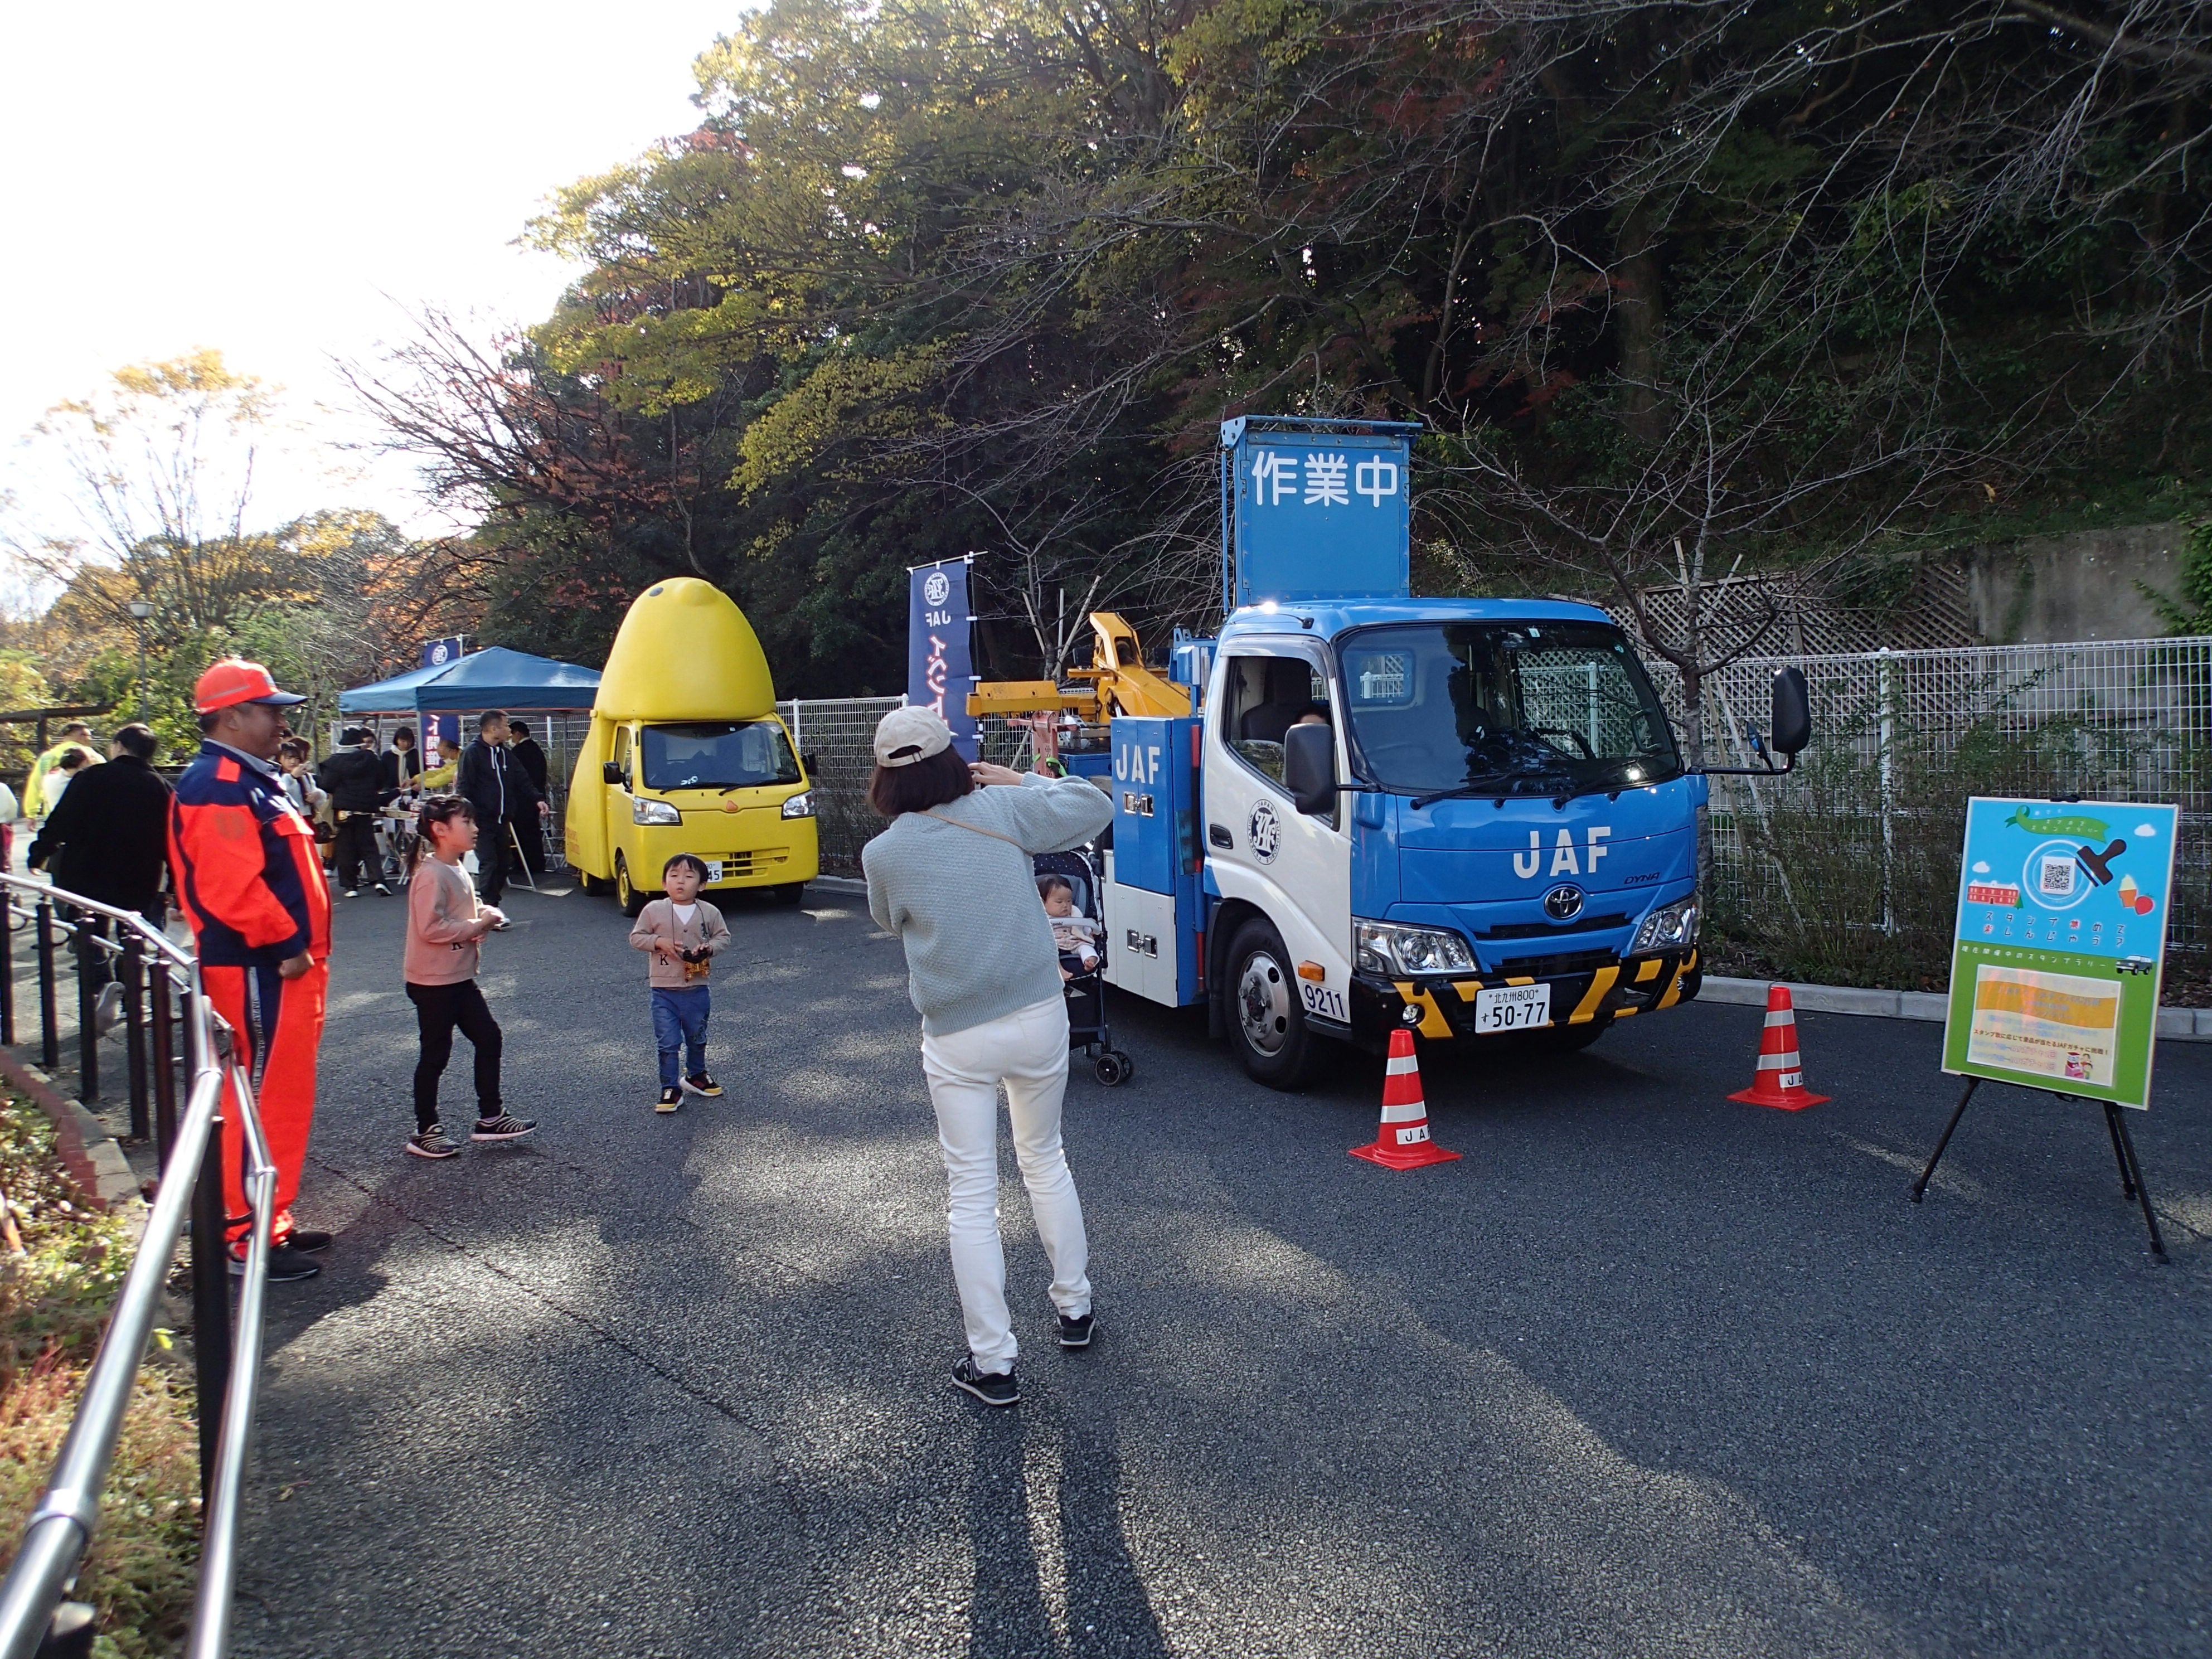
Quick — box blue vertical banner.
[420,636,468,669]
[908,558,979,760]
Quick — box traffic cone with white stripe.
[1728,985,1831,1111]
[1351,1028,1463,1169]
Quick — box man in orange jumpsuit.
[169,658,333,1283]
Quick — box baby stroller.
[1034,848,1134,1086]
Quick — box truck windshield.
[640,721,801,791]
[1337,622,1679,797]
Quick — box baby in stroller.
[1034,851,1133,1086]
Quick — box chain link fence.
[1679,636,2212,995]
[777,698,1048,873]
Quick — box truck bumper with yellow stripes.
[1347,949,1702,1047]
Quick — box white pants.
[920,995,1091,1374]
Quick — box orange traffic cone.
[1728,985,1831,1110]
[1351,1028,1463,1169]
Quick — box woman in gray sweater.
[861,706,1114,1406]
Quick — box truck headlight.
[1631,895,1699,954]
[780,790,816,819]
[632,797,681,826]
[1355,920,1476,977]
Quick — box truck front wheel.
[1226,918,1325,1090]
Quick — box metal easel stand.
[1910,1076,2169,1260]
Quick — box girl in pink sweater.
[403,796,536,1158]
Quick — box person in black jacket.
[27,723,174,1030]
[506,719,551,875]
[456,709,547,906]
[317,727,393,897]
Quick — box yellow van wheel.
[614,854,652,918]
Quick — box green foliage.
[2142,519,2212,636]
[0,1095,201,1657]
[371,0,2212,692]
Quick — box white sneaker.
[93,982,125,1035]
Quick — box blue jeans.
[651,987,711,1088]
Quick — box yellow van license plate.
[705,861,724,884]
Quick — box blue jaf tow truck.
[998,415,1808,1088]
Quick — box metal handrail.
[0,872,278,1659]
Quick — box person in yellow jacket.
[23,723,100,819]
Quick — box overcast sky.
[0,0,742,567]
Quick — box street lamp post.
[125,599,153,722]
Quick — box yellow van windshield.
[641,721,801,790]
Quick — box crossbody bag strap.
[919,809,1029,851]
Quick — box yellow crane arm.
[966,612,1192,722]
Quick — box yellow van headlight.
[632,797,681,826]
[780,790,816,819]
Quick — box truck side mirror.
[1769,667,1811,757]
[803,752,821,778]
[601,760,625,787]
[1283,722,1337,816]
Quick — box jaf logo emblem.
[1248,801,1282,864]
[1542,884,1585,921]
[923,570,951,607]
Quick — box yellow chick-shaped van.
[567,579,818,913]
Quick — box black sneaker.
[372,883,393,896]
[1056,1310,1095,1350]
[472,1113,537,1142]
[656,1087,681,1114]
[280,1229,334,1255]
[229,1244,321,1282]
[407,1124,462,1159]
[682,1073,723,1098]
[950,1357,1019,1407]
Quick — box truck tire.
[772,882,807,907]
[1226,918,1325,1090]
[615,854,653,918]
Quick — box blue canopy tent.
[338,646,600,715]
[337,648,603,877]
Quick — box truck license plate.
[1474,983,1551,1033]
[705,861,724,884]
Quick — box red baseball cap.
[193,657,307,715]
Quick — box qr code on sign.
[2039,856,2076,896]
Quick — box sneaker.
[229,1244,322,1282]
[1056,1310,1095,1350]
[682,1073,724,1098]
[93,981,125,1035]
[471,1113,537,1142]
[406,1124,462,1159]
[950,1356,1019,1407]
[372,883,393,896]
[656,1086,682,1114]
[342,888,360,899]
[279,1229,334,1255]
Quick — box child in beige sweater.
[402,796,537,1158]
[629,852,732,1113]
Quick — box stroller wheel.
[1094,1050,1133,1087]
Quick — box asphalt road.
[226,880,2212,1658]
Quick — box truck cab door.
[1206,641,1354,1027]
[607,724,635,867]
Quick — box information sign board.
[1941,798,2180,1109]
[1221,419,1418,608]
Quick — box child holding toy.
[629,853,732,1112]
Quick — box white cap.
[873,705,954,768]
